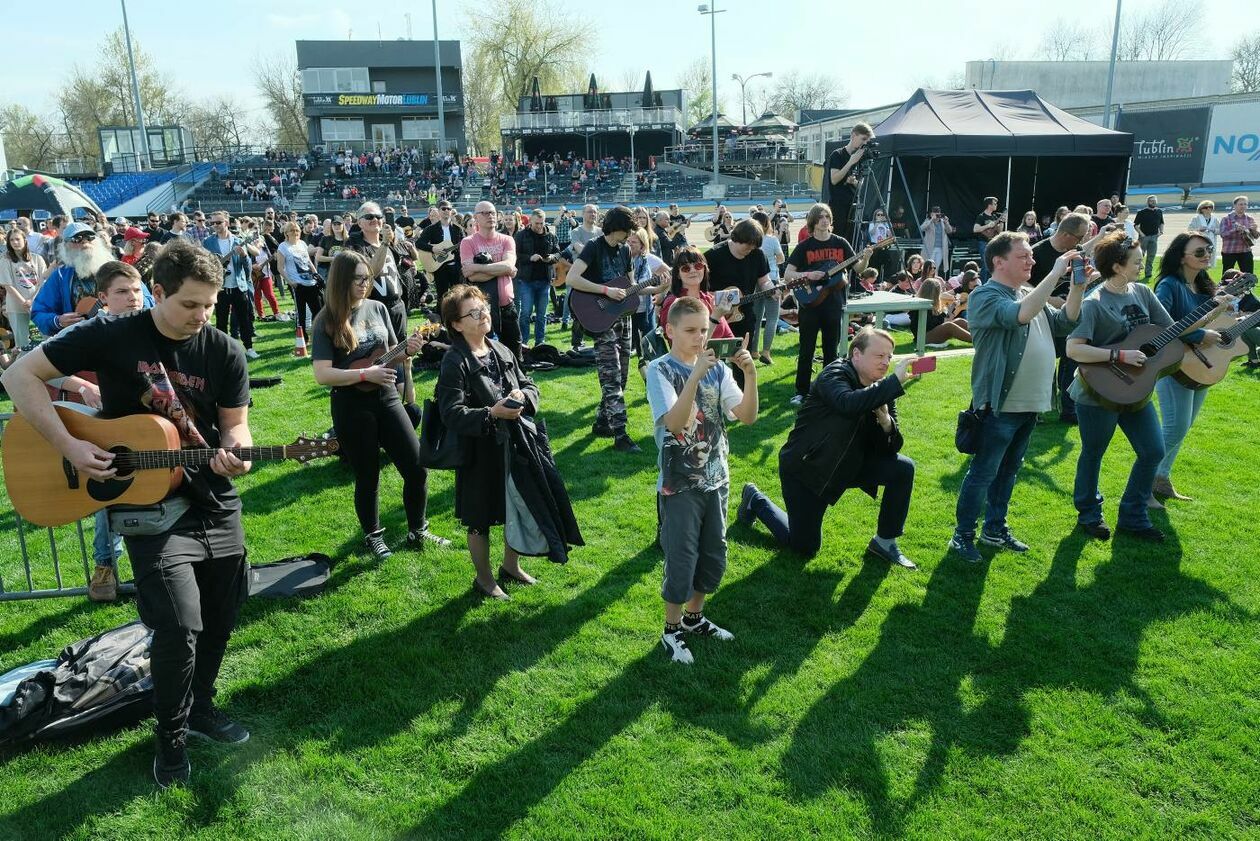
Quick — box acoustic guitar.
[1078,273,1255,407]
[552,254,572,289]
[1174,309,1260,389]
[569,273,658,335]
[2,403,339,527]
[665,213,698,239]
[347,322,443,391]
[417,240,457,275]
[791,236,897,307]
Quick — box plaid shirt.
[555,214,573,245]
[1219,211,1257,254]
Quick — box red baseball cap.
[123,226,150,242]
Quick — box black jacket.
[417,219,465,280]
[779,359,905,504]
[514,226,559,283]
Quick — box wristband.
[602,285,608,295]
[1110,349,1119,364]
[358,369,367,383]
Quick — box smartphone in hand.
[1071,257,1088,286]
[706,338,743,358]
[501,397,524,410]
[909,355,937,375]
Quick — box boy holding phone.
[646,297,759,664]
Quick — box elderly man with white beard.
[32,222,153,336]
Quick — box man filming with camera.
[826,123,875,238]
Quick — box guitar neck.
[111,446,301,470]
[1145,300,1220,353]
[1223,309,1260,341]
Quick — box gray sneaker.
[979,527,1029,552]
[948,532,983,563]
[866,538,917,570]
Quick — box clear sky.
[5,1,1242,121]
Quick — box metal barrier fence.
[0,412,135,602]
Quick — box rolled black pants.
[215,287,254,348]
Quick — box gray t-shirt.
[569,225,602,251]
[1068,282,1171,407]
[1000,287,1056,413]
[310,299,397,370]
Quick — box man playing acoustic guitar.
[2,239,254,789]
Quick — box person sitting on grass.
[646,296,759,664]
[915,278,972,348]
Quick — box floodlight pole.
[1103,0,1122,128]
[432,0,447,155]
[120,0,150,170]
[699,4,725,186]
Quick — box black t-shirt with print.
[787,234,855,313]
[975,212,1001,242]
[317,234,349,275]
[41,311,250,518]
[348,236,403,303]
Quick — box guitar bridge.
[61,458,80,490]
[1108,364,1135,384]
[1191,347,1212,368]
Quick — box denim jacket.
[201,235,253,292]
[967,281,1078,411]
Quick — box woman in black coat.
[436,284,542,599]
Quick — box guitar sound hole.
[110,445,135,479]
[1139,343,1157,357]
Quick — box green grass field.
[0,303,1258,840]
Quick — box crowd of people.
[1,158,1258,791]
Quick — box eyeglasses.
[458,306,489,321]
[361,213,383,221]
[1191,246,1216,257]
[352,273,372,284]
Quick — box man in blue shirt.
[202,211,260,360]
[32,222,154,336]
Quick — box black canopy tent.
[829,89,1132,243]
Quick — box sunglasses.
[69,232,97,243]
[212,220,228,226]
[458,306,489,321]
[360,213,383,221]
[1191,246,1215,257]
[678,261,705,272]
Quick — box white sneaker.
[789,394,805,407]
[682,615,734,641]
[276,313,291,322]
[660,631,694,664]
[244,348,261,360]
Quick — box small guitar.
[792,236,897,307]
[2,403,339,527]
[1174,309,1260,389]
[417,240,456,275]
[569,273,659,335]
[1078,273,1255,407]
[347,322,444,391]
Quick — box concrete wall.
[964,61,1232,109]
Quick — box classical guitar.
[347,322,443,391]
[2,403,339,527]
[665,213,698,239]
[791,236,897,307]
[417,240,456,275]
[1174,309,1260,389]
[1078,274,1255,407]
[569,272,658,335]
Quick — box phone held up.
[705,338,742,358]
[910,355,937,376]
[1071,257,1088,286]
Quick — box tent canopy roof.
[873,88,1132,157]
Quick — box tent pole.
[1030,156,1039,218]
[1004,156,1012,223]
[896,158,920,229]
[924,158,932,213]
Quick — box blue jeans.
[93,509,123,567]
[1073,402,1165,529]
[1139,235,1159,278]
[517,279,550,345]
[953,411,1038,538]
[1154,375,1207,479]
[750,455,915,557]
[978,240,989,282]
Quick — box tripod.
[848,157,890,298]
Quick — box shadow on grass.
[400,550,895,839]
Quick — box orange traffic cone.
[293,324,307,357]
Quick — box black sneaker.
[1078,521,1112,541]
[613,434,642,453]
[405,526,452,550]
[591,421,615,438]
[948,532,983,563]
[364,529,392,559]
[979,527,1030,553]
[681,614,735,640]
[736,482,758,527]
[153,730,190,789]
[187,706,250,745]
[866,538,918,570]
[1116,525,1165,543]
[660,630,694,664]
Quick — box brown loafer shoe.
[88,565,118,602]
[1152,475,1192,501]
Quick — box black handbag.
[955,404,989,455]
[418,397,467,469]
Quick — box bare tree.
[252,54,308,151]
[678,56,725,128]
[616,67,642,93]
[1115,0,1203,60]
[765,71,848,121]
[1037,20,1102,61]
[1232,32,1260,92]
[0,105,63,170]
[462,0,592,154]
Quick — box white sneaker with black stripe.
[681,615,734,641]
[660,630,694,664]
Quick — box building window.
[401,118,440,140]
[302,67,370,94]
[372,81,386,93]
[320,118,366,142]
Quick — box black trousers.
[795,296,844,397]
[292,284,324,337]
[1223,251,1255,274]
[331,387,430,535]
[492,302,521,361]
[215,287,254,348]
[126,517,246,737]
[433,267,460,307]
